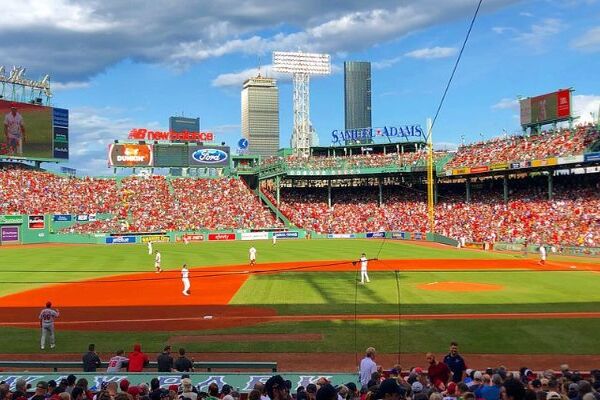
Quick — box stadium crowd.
[446,126,600,169]
[0,166,281,233]
[2,344,599,400]
[264,173,599,247]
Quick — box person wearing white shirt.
[359,347,377,388]
[181,264,190,296]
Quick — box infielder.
[147,241,153,255]
[360,253,370,284]
[154,250,162,273]
[249,246,257,266]
[272,234,277,245]
[539,244,546,266]
[181,263,190,296]
[39,301,59,349]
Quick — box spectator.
[427,353,451,391]
[31,382,49,400]
[128,344,149,372]
[157,346,174,372]
[443,342,467,383]
[360,347,378,388]
[265,376,291,400]
[205,384,219,400]
[174,348,194,372]
[179,379,197,400]
[65,376,77,395]
[107,350,129,373]
[120,381,130,394]
[316,385,337,400]
[82,344,102,372]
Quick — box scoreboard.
[153,144,187,167]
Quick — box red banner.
[208,233,235,241]
[557,89,570,118]
[470,166,489,174]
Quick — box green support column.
[275,175,281,206]
[548,173,553,200]
[503,174,509,204]
[466,178,471,203]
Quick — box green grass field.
[0,239,599,355]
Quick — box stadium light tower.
[273,51,331,156]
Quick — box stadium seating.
[446,125,600,169]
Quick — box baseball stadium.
[1,4,600,400]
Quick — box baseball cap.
[474,371,483,380]
[568,383,579,391]
[46,301,52,308]
[547,392,561,400]
[120,379,130,392]
[345,383,357,393]
[413,367,424,374]
[128,387,141,397]
[412,382,423,393]
[159,389,170,398]
[377,379,403,399]
[10,103,17,109]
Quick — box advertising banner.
[241,232,269,241]
[531,158,557,167]
[1,226,19,243]
[208,233,236,241]
[366,232,385,238]
[490,163,508,171]
[188,145,230,168]
[52,108,69,160]
[510,161,531,169]
[28,215,45,229]
[105,236,136,244]
[273,231,300,239]
[464,242,485,250]
[154,144,188,167]
[326,233,356,239]
[0,215,24,225]
[77,214,89,222]
[108,144,153,167]
[177,234,205,242]
[0,373,356,393]
[53,214,72,222]
[452,167,470,175]
[140,235,170,243]
[584,152,600,162]
[413,232,425,240]
[557,155,584,165]
[470,166,489,174]
[0,100,54,159]
[390,232,408,240]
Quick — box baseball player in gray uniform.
[39,301,59,349]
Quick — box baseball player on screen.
[39,301,59,349]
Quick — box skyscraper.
[241,76,279,156]
[344,61,372,143]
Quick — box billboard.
[154,144,188,167]
[188,145,230,168]
[108,144,153,167]
[28,215,45,229]
[105,236,136,244]
[1,226,19,243]
[0,100,60,159]
[520,89,571,126]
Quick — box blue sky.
[1,0,600,174]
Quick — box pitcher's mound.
[418,281,504,292]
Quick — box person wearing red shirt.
[127,343,149,372]
[427,352,451,391]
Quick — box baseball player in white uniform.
[154,250,162,273]
[360,253,370,284]
[39,301,59,349]
[249,246,257,266]
[181,264,191,296]
[272,234,277,245]
[147,241,153,255]
[4,104,26,155]
[539,244,547,265]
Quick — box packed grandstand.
[0,125,598,248]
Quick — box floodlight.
[272,51,331,156]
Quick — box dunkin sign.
[109,144,153,167]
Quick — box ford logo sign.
[192,148,228,164]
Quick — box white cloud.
[492,98,519,110]
[571,27,600,52]
[372,56,403,69]
[434,141,458,151]
[492,26,516,34]
[515,18,564,49]
[404,46,457,59]
[211,64,289,88]
[519,11,534,17]
[53,81,91,91]
[572,94,600,123]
